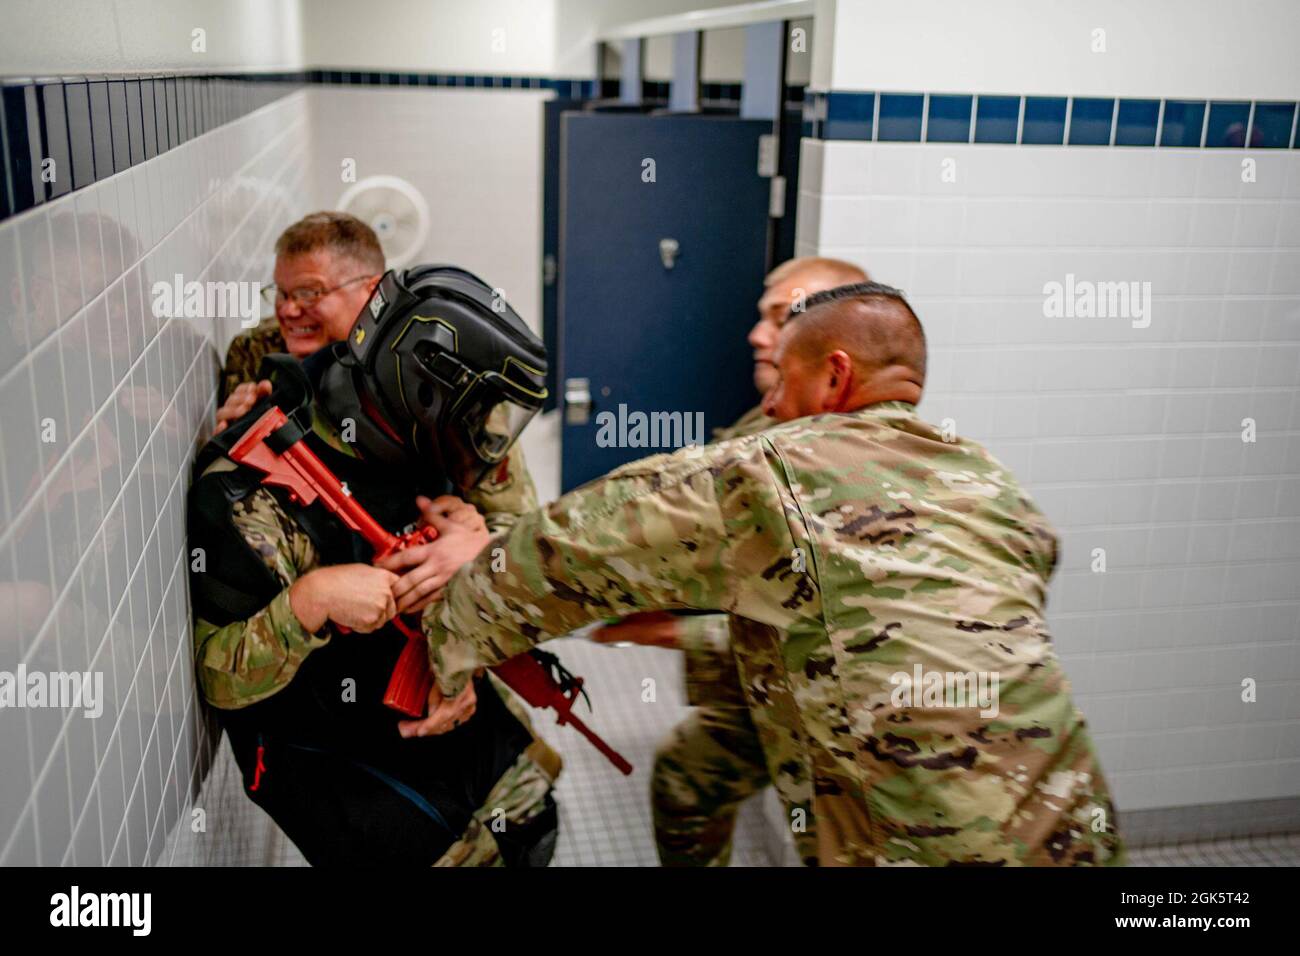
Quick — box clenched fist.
[289,564,399,633]
[375,496,492,614]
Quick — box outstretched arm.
[422,441,793,696]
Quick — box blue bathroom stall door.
[558,112,772,491]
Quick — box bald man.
[595,256,869,865]
[725,256,869,439]
[421,281,1124,866]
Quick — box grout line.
[0,103,306,863]
[3,128,307,515]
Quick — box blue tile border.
[877,92,924,141]
[1022,96,1067,144]
[824,90,873,140]
[6,70,1295,224]
[926,94,973,143]
[1252,102,1298,149]
[0,71,309,223]
[973,95,1019,143]
[0,68,597,225]
[1068,97,1114,145]
[1115,99,1159,146]
[310,69,595,99]
[1205,101,1250,148]
[805,90,1300,151]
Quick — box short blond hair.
[765,256,867,289]
[274,211,385,273]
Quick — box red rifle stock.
[228,406,632,775]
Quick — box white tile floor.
[166,636,775,866]
[1128,832,1300,867]
[166,636,1300,868]
[534,638,772,867]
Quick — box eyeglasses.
[261,275,375,309]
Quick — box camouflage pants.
[651,645,771,866]
[434,737,562,866]
[434,677,565,866]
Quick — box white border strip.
[600,0,815,41]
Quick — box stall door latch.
[659,237,680,270]
[565,377,592,425]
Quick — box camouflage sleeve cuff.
[269,586,332,655]
[422,613,479,698]
[194,587,332,710]
[673,613,731,654]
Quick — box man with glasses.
[191,266,561,865]
[218,211,384,413]
[212,209,542,608]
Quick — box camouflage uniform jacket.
[193,409,538,709]
[711,402,774,443]
[220,317,286,402]
[678,402,776,700]
[191,406,553,865]
[424,401,1123,866]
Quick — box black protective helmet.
[318,265,548,491]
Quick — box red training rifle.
[229,405,633,775]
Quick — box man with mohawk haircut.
[422,281,1124,867]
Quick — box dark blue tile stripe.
[1068,97,1114,145]
[1115,99,1159,146]
[926,94,973,143]
[39,83,72,199]
[824,91,873,141]
[13,69,1288,227]
[309,69,595,97]
[878,92,924,141]
[806,91,1300,150]
[0,69,597,225]
[973,95,1019,143]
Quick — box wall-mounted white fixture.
[337,174,431,268]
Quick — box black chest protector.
[188,353,532,857]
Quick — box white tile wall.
[797,138,1300,812]
[306,87,545,334]
[0,89,313,865]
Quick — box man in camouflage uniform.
[191,266,559,866]
[219,211,377,403]
[596,257,869,865]
[423,281,1124,866]
[192,474,561,865]
[215,211,539,536]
